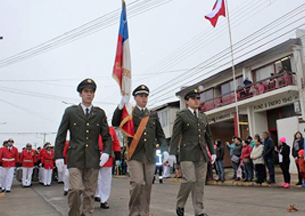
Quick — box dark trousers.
[244,162,253,181]
[255,164,266,184]
[232,161,240,178]
[265,158,275,181]
[215,160,225,181]
[280,162,291,183]
[154,165,163,182]
[295,161,303,184]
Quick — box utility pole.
[43,133,47,144]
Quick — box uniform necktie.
[141,109,144,117]
[9,147,11,152]
[194,111,198,119]
[86,108,89,116]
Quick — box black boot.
[100,202,110,209]
[176,207,184,216]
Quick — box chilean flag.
[113,1,134,137]
[205,0,226,27]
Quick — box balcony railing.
[200,71,297,112]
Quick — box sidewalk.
[167,166,303,189]
[0,180,61,216]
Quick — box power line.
[0,0,172,68]
[149,22,305,105]
[147,3,305,101]
[0,98,58,123]
[102,0,278,101]
[141,0,273,82]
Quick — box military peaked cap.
[77,78,97,93]
[132,85,150,96]
[184,88,200,100]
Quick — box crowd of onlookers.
[1,129,305,193]
[207,131,305,188]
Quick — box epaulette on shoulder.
[178,109,188,114]
[66,105,78,111]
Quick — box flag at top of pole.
[113,0,134,137]
[205,0,226,27]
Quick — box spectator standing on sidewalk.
[275,137,291,188]
[240,140,253,182]
[231,137,242,181]
[250,138,266,184]
[262,131,275,184]
[297,149,305,187]
[247,136,255,148]
[292,131,304,185]
[226,136,236,179]
[215,139,225,182]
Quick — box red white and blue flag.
[113,1,134,137]
[205,0,226,27]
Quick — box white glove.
[211,154,217,164]
[55,159,65,172]
[115,160,120,166]
[168,154,177,167]
[99,153,110,167]
[118,95,130,110]
[163,151,169,163]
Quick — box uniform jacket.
[0,146,19,167]
[99,126,121,168]
[38,148,45,163]
[55,104,112,169]
[63,141,69,165]
[20,149,37,168]
[42,149,54,169]
[112,106,167,163]
[169,109,214,162]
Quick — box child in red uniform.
[297,149,305,188]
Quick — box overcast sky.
[0,0,304,150]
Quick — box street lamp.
[0,36,3,40]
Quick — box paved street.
[1,176,304,216]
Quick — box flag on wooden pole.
[205,0,226,27]
[113,1,134,137]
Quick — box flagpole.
[224,0,240,137]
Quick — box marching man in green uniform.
[169,88,216,216]
[112,84,169,216]
[55,78,112,216]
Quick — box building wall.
[157,106,180,139]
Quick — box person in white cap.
[0,138,19,192]
[20,143,37,187]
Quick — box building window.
[274,56,292,74]
[221,76,243,95]
[200,88,214,103]
[254,65,274,82]
[253,56,292,82]
[158,110,169,128]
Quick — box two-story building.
[175,30,305,171]
[151,101,180,144]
